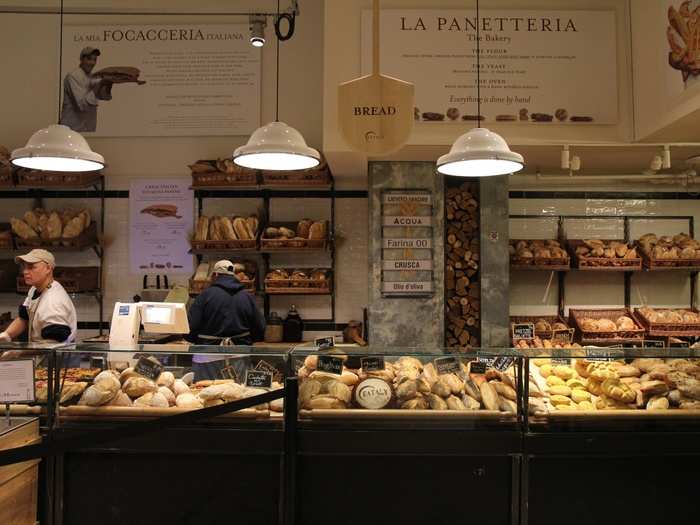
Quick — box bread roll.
[308,221,327,240]
[172,379,190,396]
[279,227,295,238]
[134,391,169,408]
[176,392,203,409]
[106,390,133,407]
[296,219,313,239]
[45,211,63,239]
[123,377,157,398]
[158,386,176,406]
[11,218,38,239]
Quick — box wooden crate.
[633,307,700,337]
[190,238,257,251]
[15,169,101,188]
[637,242,700,270]
[0,222,14,250]
[568,240,642,271]
[265,269,332,294]
[509,240,570,270]
[260,160,331,187]
[14,222,98,251]
[261,221,328,251]
[0,166,13,187]
[509,315,569,340]
[17,266,99,293]
[0,417,40,525]
[569,308,646,343]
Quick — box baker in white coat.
[59,47,113,132]
[0,249,77,345]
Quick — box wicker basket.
[637,242,700,270]
[189,276,256,295]
[18,266,99,293]
[569,308,646,343]
[16,169,101,188]
[190,238,257,251]
[0,223,13,250]
[260,160,331,187]
[509,240,570,270]
[633,307,700,336]
[568,240,642,271]
[14,222,99,251]
[0,166,13,187]
[265,269,332,294]
[261,221,328,251]
[509,315,569,340]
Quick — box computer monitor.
[139,302,189,334]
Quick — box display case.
[52,343,288,423]
[290,347,524,428]
[522,345,700,431]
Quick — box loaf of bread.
[195,216,209,241]
[296,219,313,239]
[308,221,326,240]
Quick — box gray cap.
[80,47,101,59]
[15,249,55,267]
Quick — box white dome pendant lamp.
[437,0,523,177]
[11,0,104,172]
[234,0,320,171]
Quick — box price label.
[134,356,163,381]
[317,355,343,375]
[492,357,515,372]
[643,340,666,349]
[361,356,386,372]
[0,359,35,404]
[469,359,488,374]
[511,323,535,340]
[668,339,690,349]
[315,336,335,351]
[255,360,282,383]
[585,348,620,361]
[552,328,574,345]
[551,349,571,366]
[245,370,273,388]
[434,356,461,375]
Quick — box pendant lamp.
[234,0,319,171]
[437,0,523,177]
[11,0,104,172]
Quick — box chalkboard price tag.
[246,370,273,388]
[642,339,666,349]
[134,356,163,381]
[434,356,461,375]
[361,356,386,372]
[315,336,335,351]
[469,359,488,374]
[492,357,515,372]
[255,360,282,383]
[552,328,574,345]
[317,355,343,375]
[512,323,535,340]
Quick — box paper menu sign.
[0,359,35,404]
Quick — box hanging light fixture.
[11,0,104,172]
[234,0,319,171]
[437,0,523,177]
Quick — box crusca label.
[354,106,397,116]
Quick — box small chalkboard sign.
[668,338,690,349]
[469,360,488,374]
[315,336,335,351]
[134,356,163,381]
[492,357,515,372]
[246,370,273,388]
[512,323,535,340]
[90,356,106,370]
[317,355,343,375]
[361,356,385,372]
[434,356,461,375]
[552,328,574,345]
[642,340,666,349]
[255,360,282,383]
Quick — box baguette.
[209,217,222,241]
[219,217,237,240]
[232,217,251,240]
[195,216,209,241]
[246,215,258,237]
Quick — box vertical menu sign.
[381,189,434,297]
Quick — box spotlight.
[249,15,267,47]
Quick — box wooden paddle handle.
[373,0,379,75]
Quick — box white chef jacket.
[22,281,77,344]
[59,67,110,132]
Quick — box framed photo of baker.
[60,24,260,136]
[129,179,194,274]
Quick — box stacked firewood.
[445,181,480,349]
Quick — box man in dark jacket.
[187,260,265,380]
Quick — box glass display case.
[0,342,63,418]
[290,346,524,427]
[522,345,700,431]
[52,343,289,423]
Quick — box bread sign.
[338,0,414,155]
